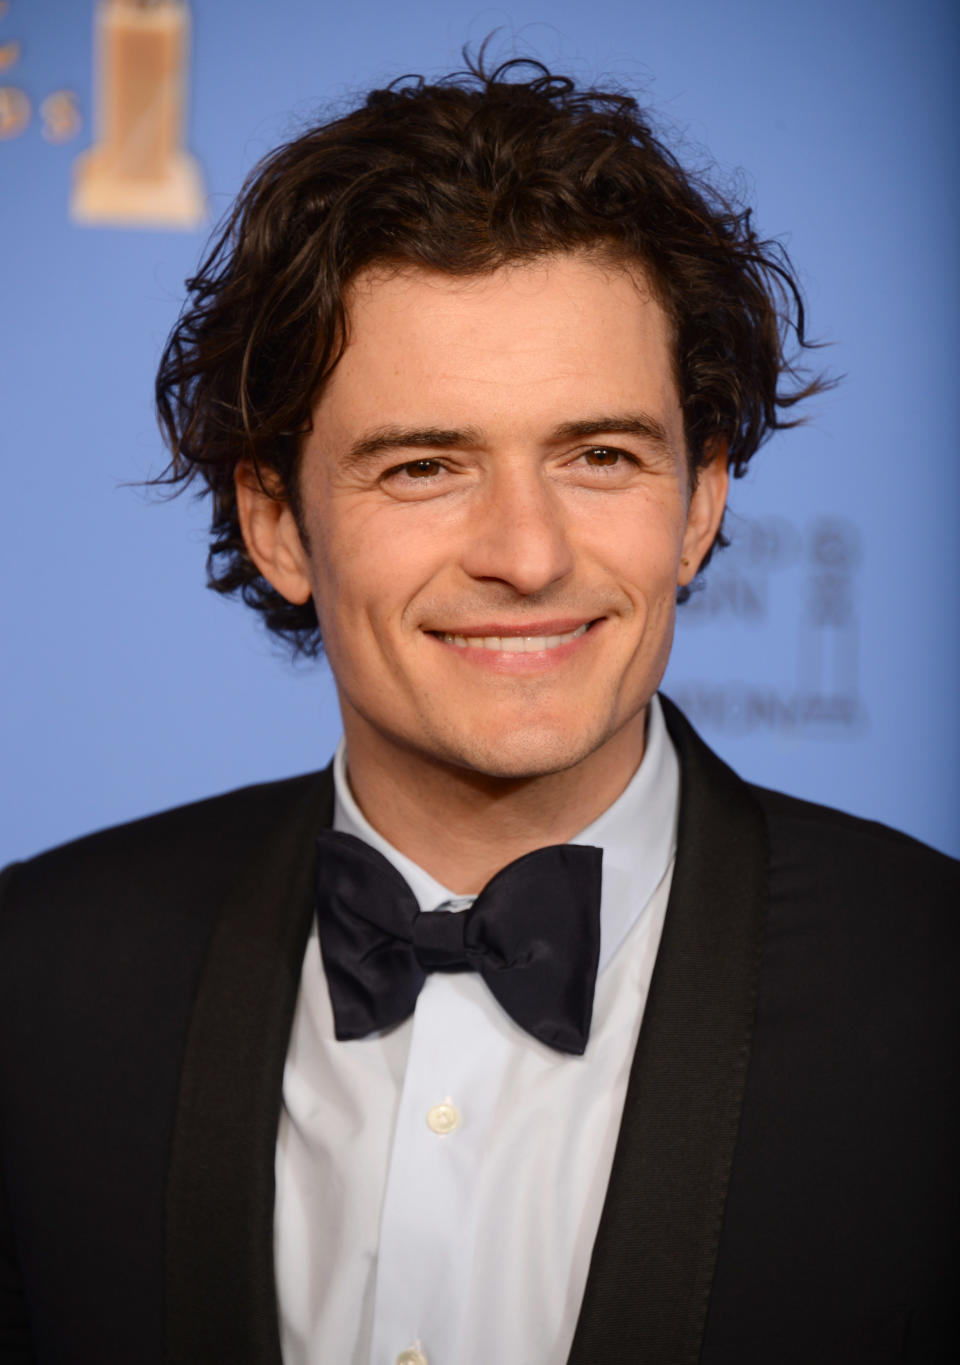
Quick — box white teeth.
[438,623,589,651]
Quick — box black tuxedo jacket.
[1,700,957,1364]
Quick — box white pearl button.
[426,1100,460,1135]
[396,1349,429,1365]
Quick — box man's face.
[249,252,726,782]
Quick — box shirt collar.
[332,693,679,975]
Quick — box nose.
[459,463,575,596]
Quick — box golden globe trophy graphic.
[71,0,205,229]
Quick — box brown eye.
[405,459,442,478]
[585,447,621,466]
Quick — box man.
[1,56,956,1365]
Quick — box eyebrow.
[342,425,486,468]
[550,413,671,450]
[340,411,672,468]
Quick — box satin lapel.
[163,768,335,1365]
[568,696,769,1365]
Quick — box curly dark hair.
[155,53,827,657]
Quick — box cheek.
[601,509,686,602]
[307,508,441,649]
[299,530,363,656]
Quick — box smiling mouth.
[432,622,594,652]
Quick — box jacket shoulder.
[746,782,958,980]
[662,690,958,904]
[751,782,958,886]
[0,768,333,938]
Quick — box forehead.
[315,252,681,442]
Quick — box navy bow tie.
[314,830,603,1055]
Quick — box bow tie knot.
[413,907,475,972]
[315,830,603,1055]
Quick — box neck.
[338,707,649,893]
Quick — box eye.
[381,458,445,484]
[378,456,458,498]
[580,446,639,471]
[400,459,443,479]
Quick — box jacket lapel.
[164,768,334,1365]
[568,696,769,1364]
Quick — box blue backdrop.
[2,0,958,863]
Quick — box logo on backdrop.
[1,0,203,226]
[0,2,82,143]
[72,0,205,229]
[670,515,867,737]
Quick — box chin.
[429,719,620,783]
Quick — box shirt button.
[396,1350,429,1365]
[426,1100,460,1135]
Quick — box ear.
[678,439,729,588]
[234,462,313,605]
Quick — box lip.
[428,617,599,639]
[427,618,603,674]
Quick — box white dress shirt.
[274,694,680,1365]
